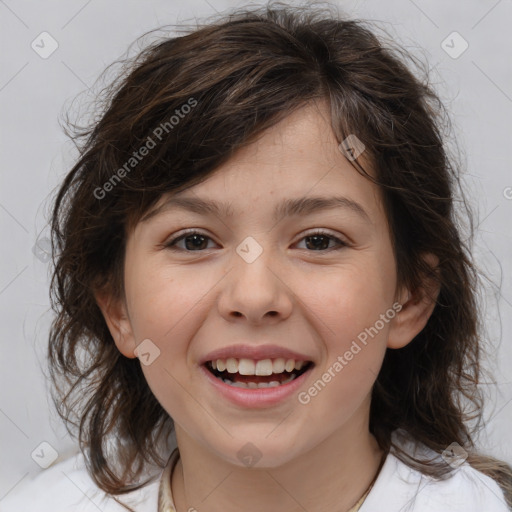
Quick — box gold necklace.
[348,450,386,511]
[347,480,373,512]
[158,449,385,512]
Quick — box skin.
[96,100,439,512]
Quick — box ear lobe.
[94,290,136,358]
[387,253,441,350]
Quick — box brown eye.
[296,230,348,252]
[304,234,331,250]
[165,231,215,251]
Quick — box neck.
[171,409,383,512]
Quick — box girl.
[3,2,511,511]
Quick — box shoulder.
[0,451,160,512]
[361,433,510,512]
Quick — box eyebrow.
[141,194,371,224]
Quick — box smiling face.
[97,100,437,469]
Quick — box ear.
[387,253,441,349]
[94,289,137,358]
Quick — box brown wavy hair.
[48,1,512,508]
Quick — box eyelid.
[298,228,348,243]
[162,228,216,247]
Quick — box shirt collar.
[158,448,180,512]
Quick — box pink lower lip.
[199,364,313,408]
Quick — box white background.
[1,0,511,502]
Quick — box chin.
[210,435,307,470]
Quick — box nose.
[217,245,293,325]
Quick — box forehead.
[138,101,385,229]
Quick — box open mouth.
[204,358,314,389]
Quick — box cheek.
[300,278,390,420]
[124,262,218,415]
[124,259,212,343]
[296,261,396,344]
[293,258,394,407]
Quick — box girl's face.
[100,101,433,468]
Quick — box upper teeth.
[210,358,306,375]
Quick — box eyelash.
[163,228,349,253]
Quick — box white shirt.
[1,440,509,511]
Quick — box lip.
[199,344,314,365]
[199,362,314,408]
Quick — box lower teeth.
[220,373,297,389]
